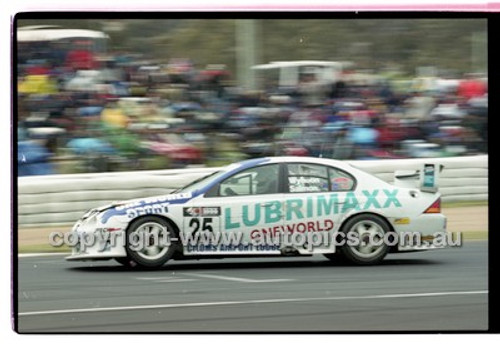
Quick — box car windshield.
[173,161,248,194]
[175,170,224,194]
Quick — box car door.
[283,162,356,253]
[184,163,285,255]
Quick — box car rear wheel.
[125,216,177,268]
[339,214,391,265]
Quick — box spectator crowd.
[17,39,488,176]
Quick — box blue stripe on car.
[99,158,271,224]
[100,194,195,224]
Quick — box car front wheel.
[125,216,177,268]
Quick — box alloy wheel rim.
[132,222,170,260]
[348,220,386,258]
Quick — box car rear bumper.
[392,213,448,251]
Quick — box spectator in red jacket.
[457,74,486,100]
[65,40,99,71]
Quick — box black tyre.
[339,214,391,265]
[125,216,178,268]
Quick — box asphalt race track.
[16,241,488,333]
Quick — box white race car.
[66,157,447,267]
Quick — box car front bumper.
[65,218,128,261]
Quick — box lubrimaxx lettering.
[225,189,401,229]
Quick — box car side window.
[287,163,330,193]
[218,164,280,196]
[328,167,355,191]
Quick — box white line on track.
[18,290,487,317]
[187,272,294,283]
[135,277,197,283]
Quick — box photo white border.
[5,1,493,346]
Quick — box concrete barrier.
[17,155,488,226]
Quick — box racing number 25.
[189,217,214,236]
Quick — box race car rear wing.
[394,163,444,193]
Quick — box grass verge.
[442,200,488,208]
[18,244,71,254]
[460,230,488,241]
